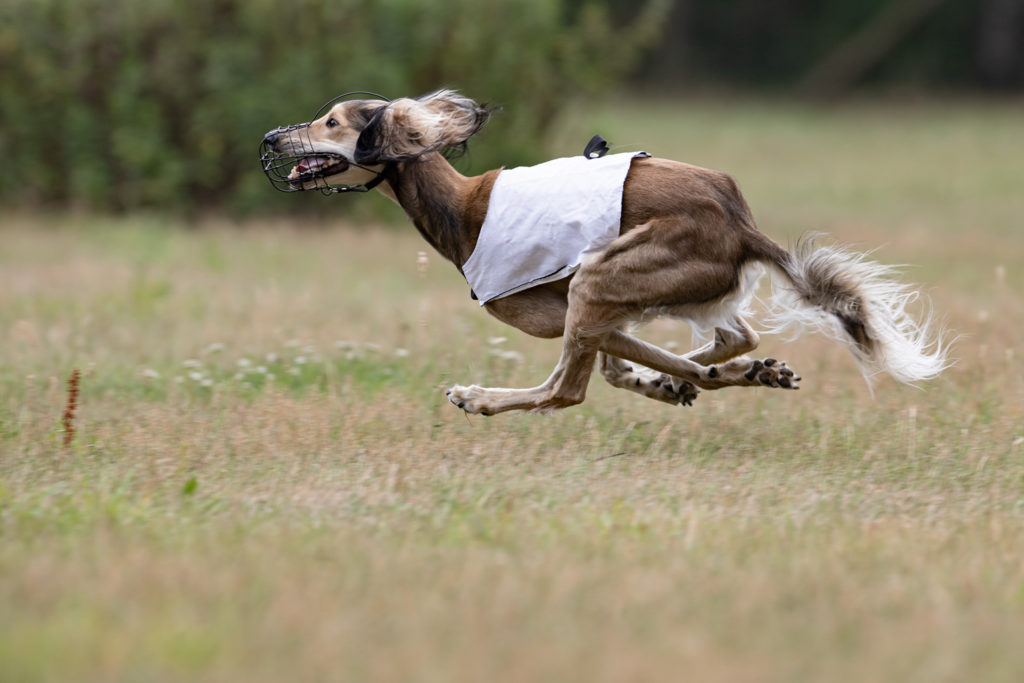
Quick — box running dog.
[260,90,948,415]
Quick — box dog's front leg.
[446,331,603,415]
[447,289,614,415]
[445,369,565,416]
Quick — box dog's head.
[260,90,493,194]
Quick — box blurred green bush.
[0,0,668,214]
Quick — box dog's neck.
[380,153,499,269]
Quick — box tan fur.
[366,91,490,161]
[263,91,947,415]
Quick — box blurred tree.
[0,0,669,214]
[977,0,1024,86]
[632,0,1015,93]
[799,0,952,96]
[0,0,1016,217]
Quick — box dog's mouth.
[288,154,351,181]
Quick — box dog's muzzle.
[258,122,364,195]
[258,90,393,196]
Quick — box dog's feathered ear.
[354,90,494,165]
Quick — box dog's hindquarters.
[750,234,950,386]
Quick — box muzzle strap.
[359,163,393,192]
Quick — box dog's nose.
[263,129,281,148]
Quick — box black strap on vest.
[583,135,610,159]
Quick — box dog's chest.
[462,152,646,304]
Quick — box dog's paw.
[603,363,701,408]
[672,379,701,406]
[643,374,700,406]
[742,358,801,389]
[446,384,489,415]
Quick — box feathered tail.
[756,235,951,386]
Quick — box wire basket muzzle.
[258,91,391,196]
[259,122,331,194]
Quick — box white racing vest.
[462,152,647,304]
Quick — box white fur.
[643,237,951,388]
[645,261,765,346]
[764,238,951,386]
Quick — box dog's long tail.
[751,234,951,386]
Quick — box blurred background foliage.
[0,0,1020,216]
[0,0,668,215]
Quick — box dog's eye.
[326,118,339,128]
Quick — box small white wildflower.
[256,365,268,374]
[182,359,202,368]
[364,343,381,353]
[294,355,307,365]
[266,373,275,381]
[236,358,252,368]
[334,340,356,350]
[140,368,161,380]
[487,336,507,346]
[202,342,225,355]
[188,371,203,381]
[265,352,278,363]
[234,372,245,380]
[490,349,524,363]
[200,378,214,387]
[395,348,410,358]
[417,251,429,273]
[173,376,184,384]
[288,367,300,376]
[302,345,315,354]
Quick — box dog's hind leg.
[599,316,760,405]
[602,330,800,391]
[680,317,802,389]
[684,317,760,364]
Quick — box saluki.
[260,90,948,415]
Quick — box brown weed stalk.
[62,368,80,448]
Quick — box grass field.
[2,99,1023,682]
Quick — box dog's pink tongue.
[296,156,326,174]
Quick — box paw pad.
[744,360,763,381]
[748,359,800,390]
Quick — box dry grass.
[2,99,1024,682]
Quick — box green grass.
[2,98,1024,682]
